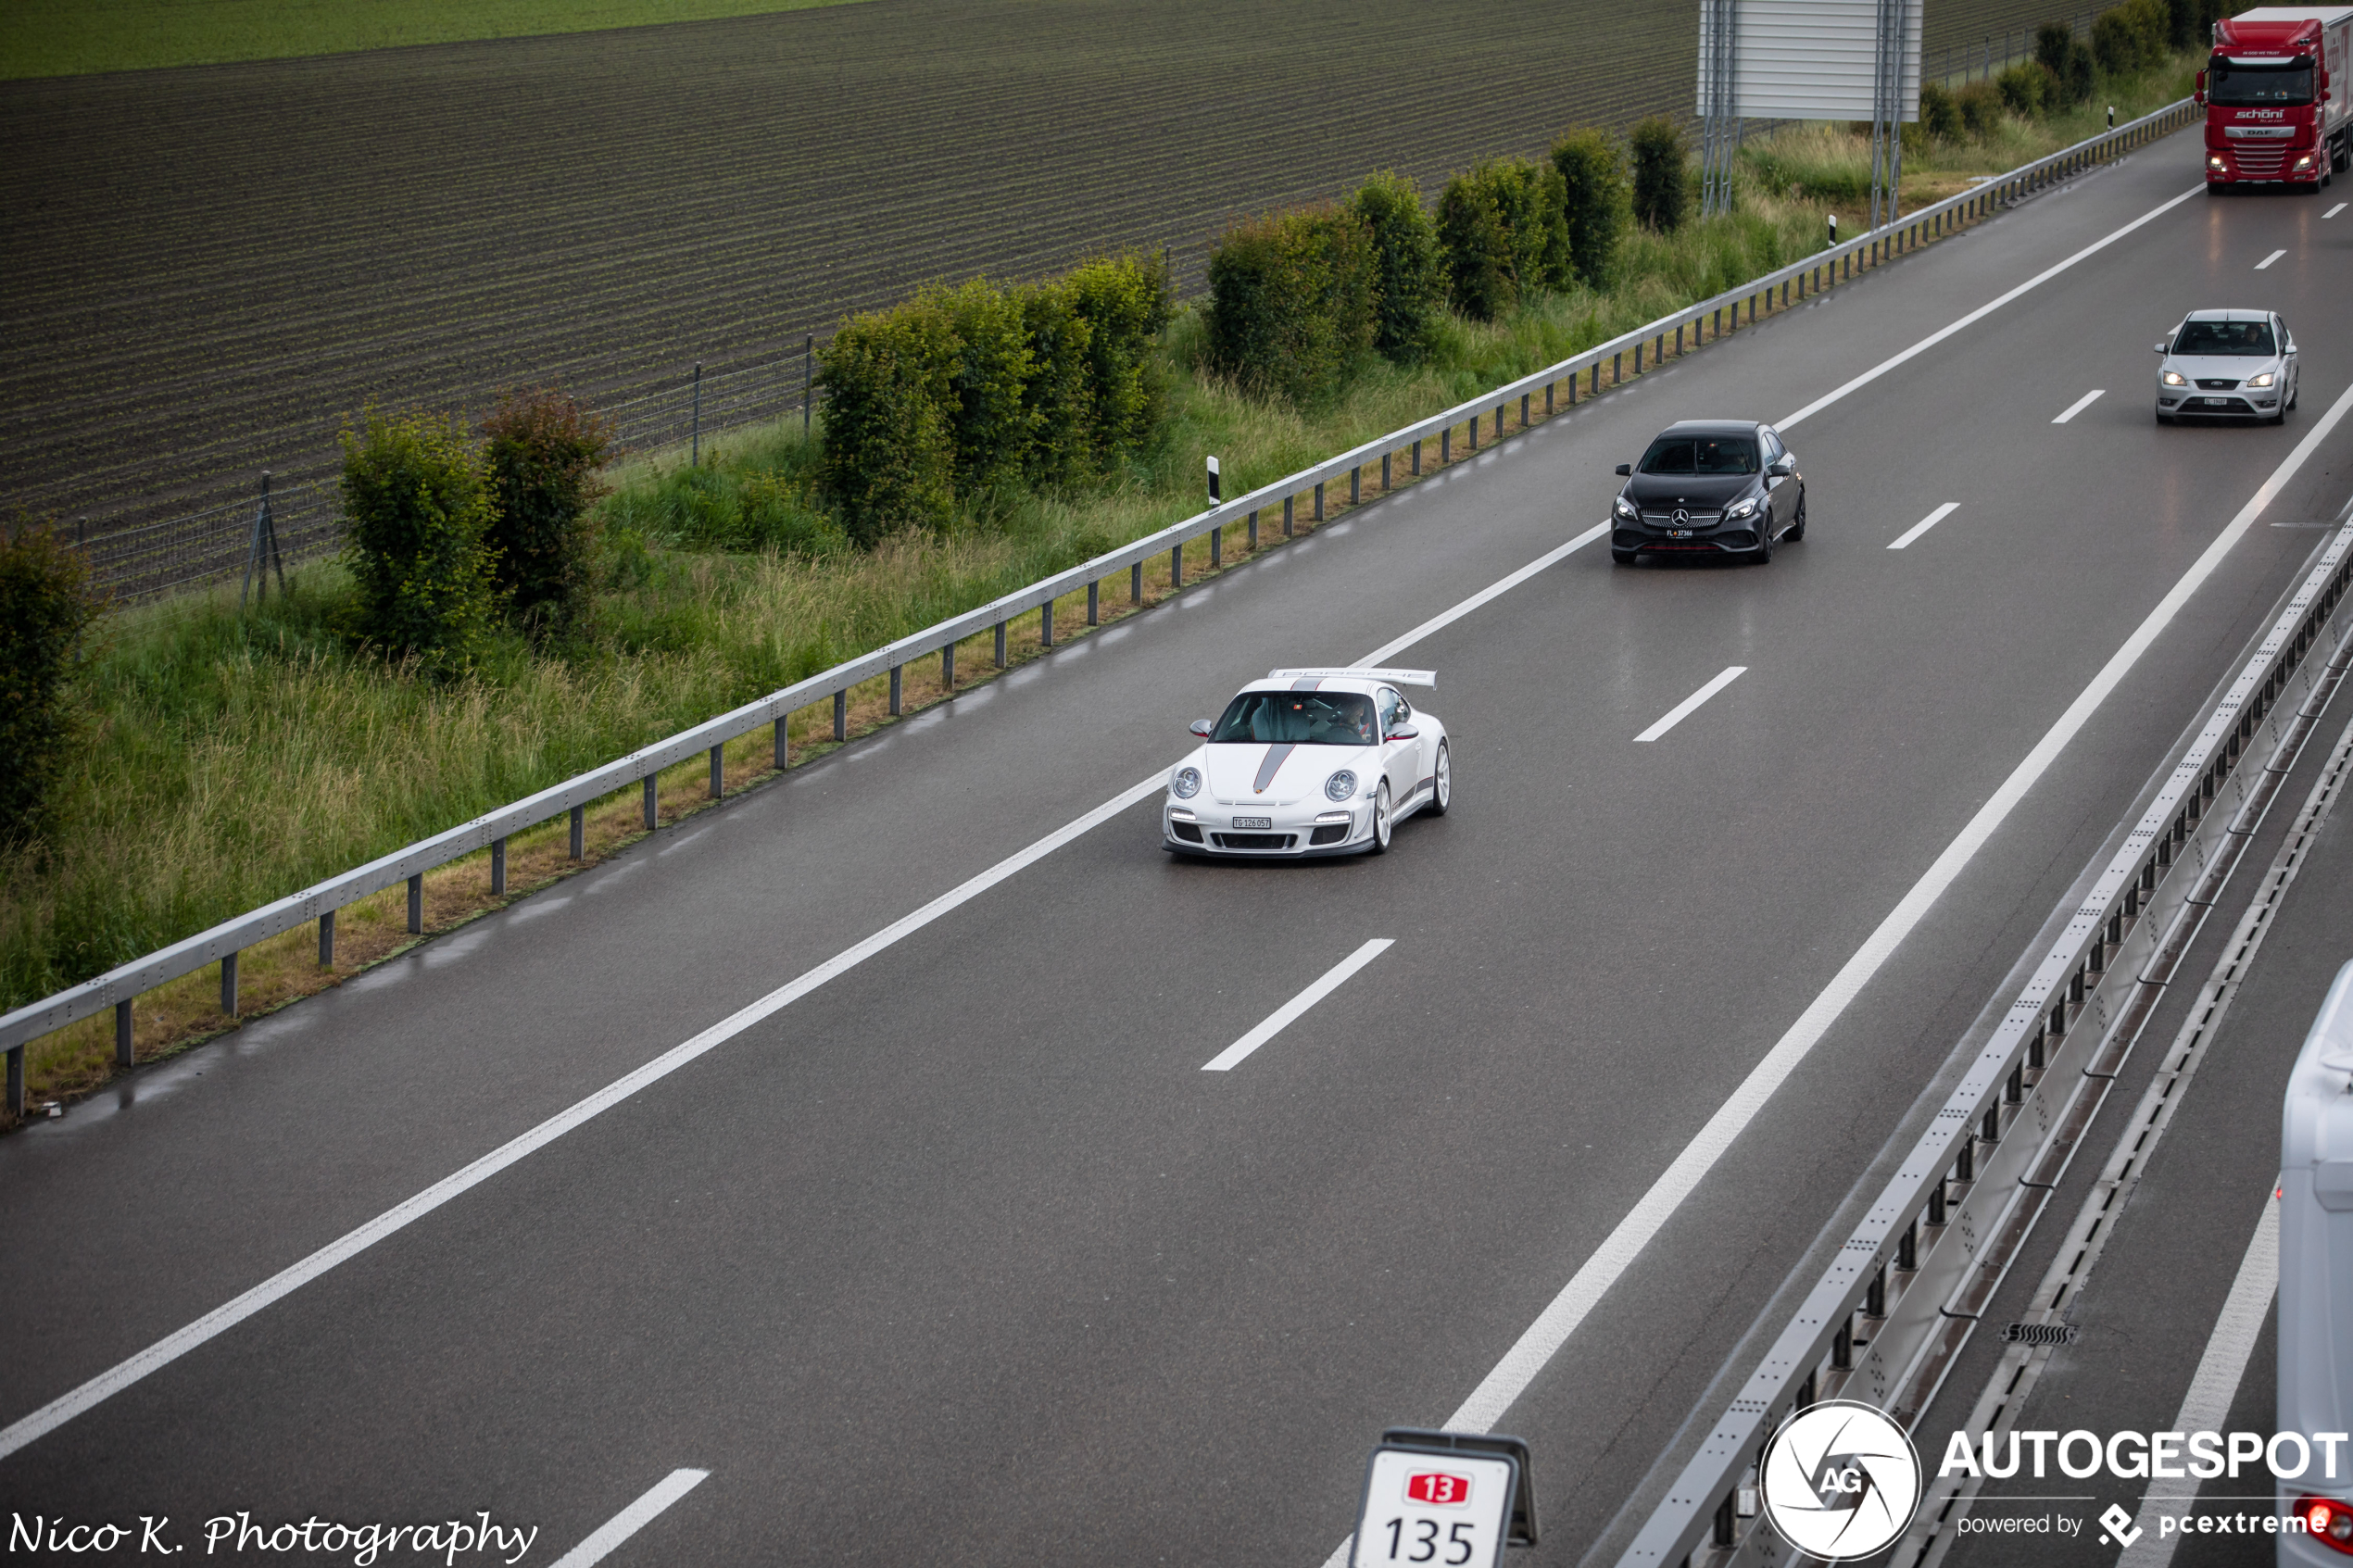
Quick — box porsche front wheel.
[1426,742,1451,817]
[1368,781,1392,855]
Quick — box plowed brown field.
[0,0,2099,577]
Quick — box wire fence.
[1931,7,2101,86]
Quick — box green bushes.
[1956,79,2005,136]
[1997,60,2055,116]
[1629,117,1690,232]
[1437,159,1569,320]
[2035,22,2096,104]
[339,408,499,674]
[1551,128,1629,287]
[482,388,614,642]
[1203,206,1378,402]
[1919,81,1964,140]
[1350,170,1441,361]
[0,518,102,845]
[818,252,1172,544]
[2093,0,2172,75]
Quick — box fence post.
[690,361,703,467]
[803,334,814,439]
[117,998,134,1068]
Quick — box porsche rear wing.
[1267,667,1436,687]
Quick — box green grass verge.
[0,0,869,81]
[4,56,2204,1090]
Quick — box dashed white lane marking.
[1889,502,1961,550]
[1634,667,1747,743]
[2255,247,2286,270]
[2053,388,2107,424]
[2324,202,2347,219]
[2112,1198,2279,1566]
[551,1469,711,1568]
[1202,939,1393,1072]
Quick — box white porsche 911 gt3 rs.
[1163,668,1451,859]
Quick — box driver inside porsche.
[1213,691,1379,746]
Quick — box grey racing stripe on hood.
[1254,744,1295,793]
[1290,677,1323,691]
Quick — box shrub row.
[1921,2,2206,141]
[815,253,1173,547]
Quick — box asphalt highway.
[5,128,2351,1566]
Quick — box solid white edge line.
[1202,939,1394,1072]
[2113,1197,2280,1567]
[0,515,1606,1460]
[1633,667,1747,743]
[2054,389,2108,424]
[550,1468,711,1568]
[1777,186,2204,432]
[2256,248,2286,270]
[1422,374,2353,1452]
[1889,502,1963,551]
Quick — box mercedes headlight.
[1325,771,1357,802]
[2246,370,2276,388]
[1612,495,1639,521]
[1171,767,1202,799]
[2161,369,2187,386]
[1724,496,1760,521]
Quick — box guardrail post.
[1493,406,1504,441]
[492,835,507,895]
[1210,524,1222,568]
[1546,383,1555,416]
[775,715,790,770]
[1314,482,1325,521]
[1350,466,1359,506]
[319,909,334,966]
[1247,509,1259,549]
[1129,562,1142,604]
[645,775,659,828]
[889,666,903,715]
[409,871,426,928]
[1468,415,1478,452]
[710,742,725,796]
[1381,451,1391,491]
[566,809,582,864]
[1411,439,1422,474]
[1171,542,1183,588]
[836,688,850,736]
[1040,601,1053,648]
[1088,581,1100,625]
[1612,350,1622,384]
[1634,341,1644,374]
[221,950,239,1016]
[116,998,133,1068]
[1520,391,1530,427]
[6,1046,19,1118]
[1441,428,1451,464]
[1284,495,1294,536]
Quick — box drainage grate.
[1998,1322,2081,1347]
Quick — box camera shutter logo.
[1758,1401,1922,1561]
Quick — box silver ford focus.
[2155,308,2300,424]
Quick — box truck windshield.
[2209,59,2314,106]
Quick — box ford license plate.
[1232,816,1273,830]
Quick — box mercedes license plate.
[1232,816,1272,830]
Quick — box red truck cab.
[2198,5,2352,189]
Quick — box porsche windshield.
[1212,690,1378,746]
[2209,59,2314,106]
[1638,435,1759,475]
[2172,320,2276,357]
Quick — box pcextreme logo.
[1759,1401,1924,1561]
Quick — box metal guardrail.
[1615,508,2353,1568]
[0,97,2204,1110]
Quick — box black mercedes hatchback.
[1609,420,1806,564]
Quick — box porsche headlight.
[2161,369,2187,386]
[1171,767,1202,799]
[2246,370,2276,388]
[1325,771,1357,802]
[1724,496,1760,521]
[1613,495,1639,521]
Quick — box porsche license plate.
[1232,816,1272,830]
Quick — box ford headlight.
[1724,496,1759,521]
[1325,771,1357,802]
[1171,767,1202,799]
[1613,495,1639,521]
[2246,370,2275,388]
[2162,369,2187,386]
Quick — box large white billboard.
[1700,0,1924,122]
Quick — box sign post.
[1350,1430,1536,1568]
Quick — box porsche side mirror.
[1189,719,1213,738]
[1615,463,1632,476]
[1387,724,1420,742]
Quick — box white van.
[2281,960,2353,1564]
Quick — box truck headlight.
[2293,153,2315,170]
[2208,154,2228,170]
[1171,767,1202,799]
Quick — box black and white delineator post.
[240,469,286,609]
[1207,454,1221,506]
[1350,1429,1536,1568]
